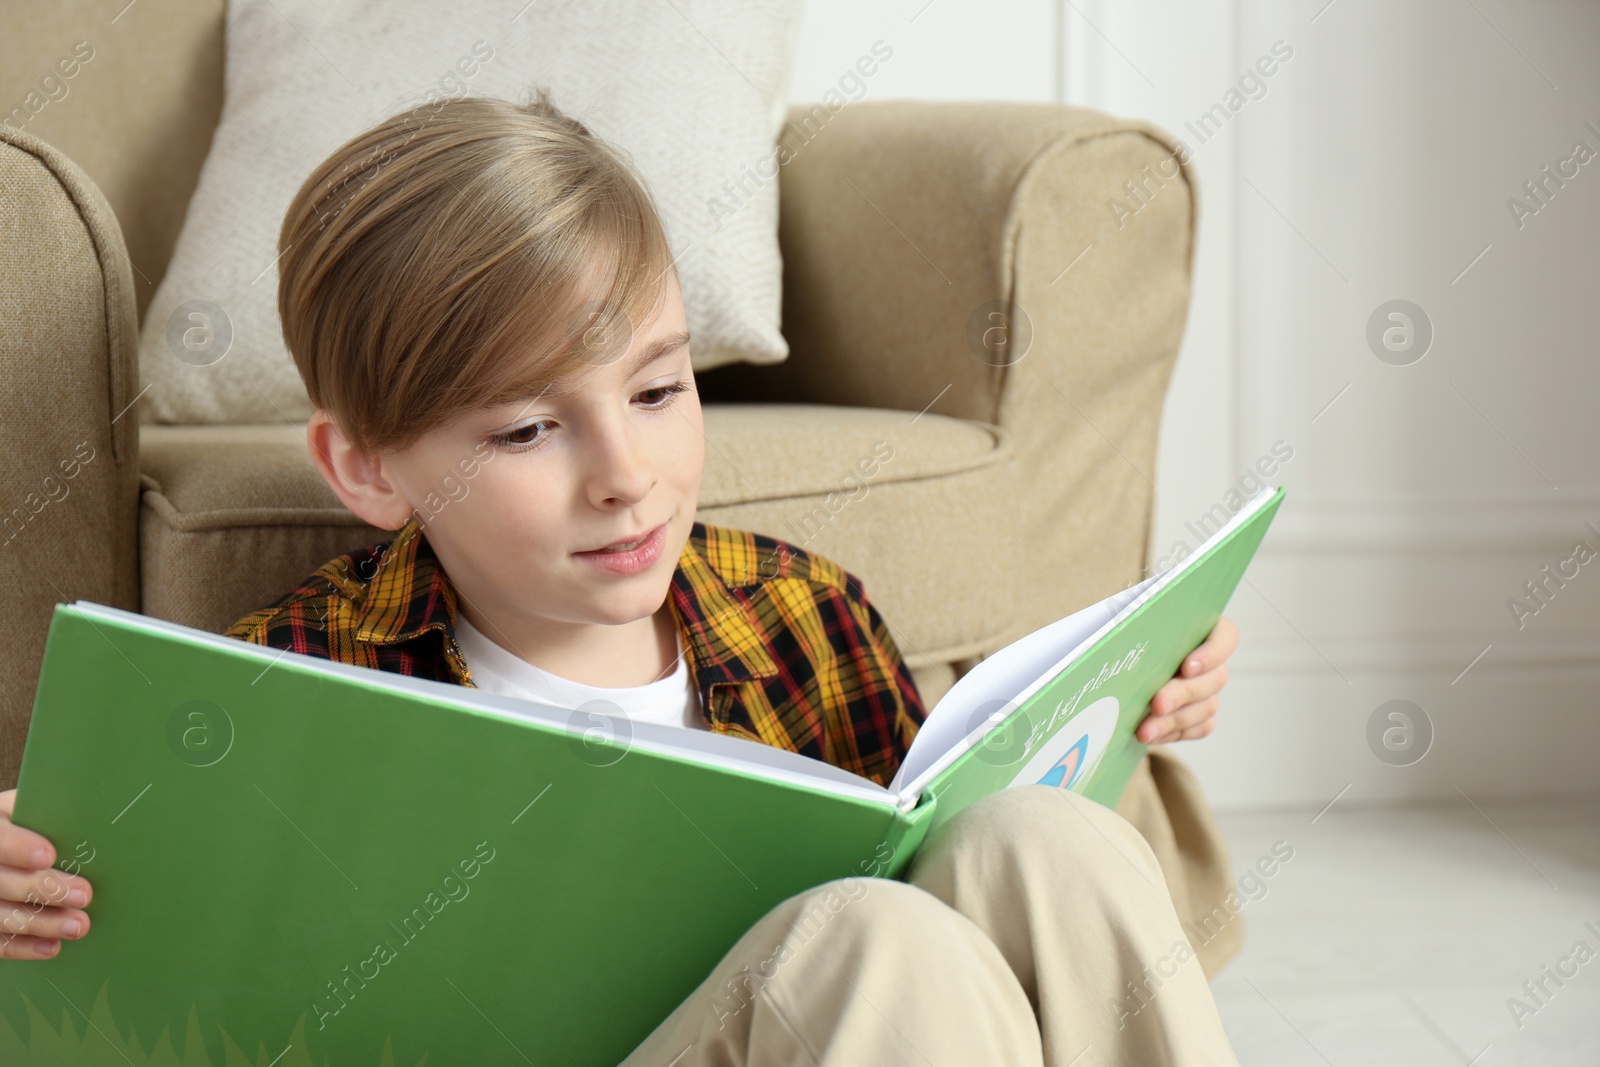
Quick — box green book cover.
[0,485,1283,1066]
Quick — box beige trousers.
[619,784,1241,1067]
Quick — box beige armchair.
[1,0,1236,972]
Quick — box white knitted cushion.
[139,0,801,424]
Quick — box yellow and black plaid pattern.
[225,517,926,787]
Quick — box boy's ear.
[305,410,414,532]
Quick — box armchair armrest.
[700,99,1198,645]
[0,125,142,788]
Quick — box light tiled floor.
[1211,799,1600,1066]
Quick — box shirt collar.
[666,523,781,686]
[351,515,459,646]
[352,516,779,685]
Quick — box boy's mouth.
[572,522,670,576]
[577,521,667,555]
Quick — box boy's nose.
[584,424,656,507]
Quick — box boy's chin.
[586,579,675,627]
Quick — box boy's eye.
[488,381,690,452]
[492,419,553,450]
[638,380,692,408]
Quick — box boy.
[0,91,1242,1064]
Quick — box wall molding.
[1262,492,1600,552]
[1231,634,1600,676]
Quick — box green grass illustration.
[0,981,428,1067]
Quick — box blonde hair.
[278,88,676,457]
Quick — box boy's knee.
[704,878,1038,1061]
[993,784,1149,849]
[783,876,933,950]
[780,877,1005,983]
[780,877,1007,979]
[917,784,1165,888]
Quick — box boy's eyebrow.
[623,329,692,379]
[498,329,692,415]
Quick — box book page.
[888,572,1159,792]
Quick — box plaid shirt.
[223,517,926,787]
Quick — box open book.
[0,485,1284,1067]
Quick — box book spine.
[878,792,939,879]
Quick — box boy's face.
[344,268,704,637]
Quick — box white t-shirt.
[453,612,706,732]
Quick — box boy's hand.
[1138,616,1239,744]
[0,789,92,959]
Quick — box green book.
[0,485,1284,1067]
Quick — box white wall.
[1201,0,1600,809]
[789,0,1600,809]
[789,0,1058,103]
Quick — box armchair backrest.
[3,0,227,324]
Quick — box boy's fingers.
[0,932,63,960]
[0,830,55,871]
[1166,664,1227,712]
[0,819,56,872]
[1184,617,1240,676]
[1141,695,1220,743]
[0,867,92,909]
[1162,696,1219,736]
[1151,678,1186,716]
[1139,709,1178,742]
[1152,662,1227,716]
[1176,717,1218,742]
[0,901,89,943]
